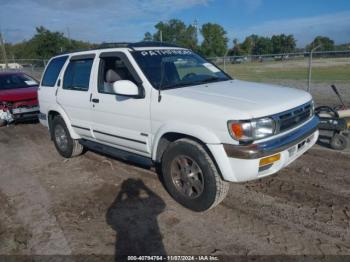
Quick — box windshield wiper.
[162,81,195,90]
[196,76,222,84]
[162,76,226,90]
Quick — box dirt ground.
[0,120,349,259]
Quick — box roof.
[99,41,179,49]
[59,41,181,56]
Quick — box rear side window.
[63,59,93,91]
[41,56,68,87]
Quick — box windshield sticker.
[203,63,220,73]
[140,49,193,56]
[24,80,37,85]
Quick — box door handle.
[92,98,99,103]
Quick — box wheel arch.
[47,107,80,140]
[152,129,225,181]
[152,123,221,160]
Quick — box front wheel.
[0,119,7,127]
[330,133,348,151]
[161,139,229,212]
[52,116,84,158]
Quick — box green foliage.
[306,36,335,51]
[335,43,350,51]
[143,32,153,41]
[240,34,259,55]
[271,34,296,53]
[230,34,296,56]
[200,23,228,57]
[151,19,198,49]
[4,26,95,59]
[252,36,273,55]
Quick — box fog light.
[259,153,281,167]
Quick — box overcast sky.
[1,0,350,47]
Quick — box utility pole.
[66,27,71,44]
[0,32,8,69]
[160,30,163,43]
[193,19,199,43]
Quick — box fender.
[151,121,222,161]
[47,105,81,140]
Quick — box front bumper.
[207,116,319,182]
[11,106,39,121]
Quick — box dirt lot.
[0,121,350,259]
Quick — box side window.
[98,56,137,94]
[41,56,68,87]
[63,59,93,91]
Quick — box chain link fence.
[208,50,350,107]
[207,50,350,67]
[1,51,349,106]
[0,59,47,80]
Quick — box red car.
[0,72,39,126]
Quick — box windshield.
[132,49,231,90]
[0,73,38,90]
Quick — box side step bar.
[79,139,153,168]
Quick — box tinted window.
[0,73,38,90]
[63,59,93,91]
[41,56,68,87]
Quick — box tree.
[239,34,272,55]
[229,38,245,56]
[271,34,296,53]
[240,34,259,55]
[334,43,350,51]
[30,26,68,58]
[5,26,95,59]
[143,32,153,41]
[252,36,273,55]
[307,36,335,51]
[152,19,197,49]
[200,23,228,57]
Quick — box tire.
[0,119,7,127]
[330,133,348,151]
[52,116,84,158]
[161,138,229,212]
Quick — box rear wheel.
[52,116,84,158]
[161,138,229,212]
[330,133,348,151]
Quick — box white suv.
[38,42,319,211]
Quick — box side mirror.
[112,80,140,97]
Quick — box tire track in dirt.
[0,125,72,255]
[1,123,350,255]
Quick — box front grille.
[276,102,313,132]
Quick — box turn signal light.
[259,154,281,167]
[230,123,244,139]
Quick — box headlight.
[228,117,276,142]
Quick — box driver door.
[90,51,151,156]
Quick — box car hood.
[163,80,312,119]
[0,86,38,102]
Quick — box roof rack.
[98,41,179,50]
[59,41,180,55]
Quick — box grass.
[220,59,350,83]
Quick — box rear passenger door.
[38,55,69,119]
[56,54,95,139]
